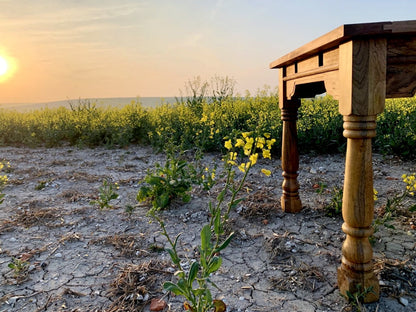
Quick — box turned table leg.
[337,115,379,303]
[280,100,302,213]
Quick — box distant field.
[0,97,177,111]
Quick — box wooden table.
[270,20,416,302]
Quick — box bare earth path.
[0,146,415,312]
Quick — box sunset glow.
[0,1,415,103]
[0,56,8,76]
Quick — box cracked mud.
[0,146,415,311]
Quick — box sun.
[0,56,8,76]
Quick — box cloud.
[0,1,145,47]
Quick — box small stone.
[399,297,409,306]
[289,270,296,276]
[55,252,62,258]
[310,168,317,174]
[150,298,167,311]
[239,296,245,301]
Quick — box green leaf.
[208,256,222,274]
[230,197,245,210]
[188,261,199,285]
[147,175,164,185]
[173,233,182,249]
[182,193,191,203]
[177,278,189,296]
[409,204,416,212]
[156,192,170,208]
[166,248,180,265]
[200,224,212,252]
[174,270,186,279]
[137,186,150,202]
[163,281,186,296]
[216,189,226,202]
[215,232,235,253]
[214,209,221,235]
[199,247,207,269]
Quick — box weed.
[90,179,119,209]
[372,173,416,237]
[124,204,135,215]
[315,182,327,195]
[343,284,375,312]
[0,161,9,204]
[8,257,29,280]
[35,180,48,190]
[324,186,343,217]
[137,153,193,210]
[148,133,275,312]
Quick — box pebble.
[149,298,167,311]
[55,252,62,258]
[399,297,409,306]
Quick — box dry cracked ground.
[0,146,415,312]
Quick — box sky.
[1,0,416,103]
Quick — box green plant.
[0,161,9,204]
[149,133,275,312]
[324,186,343,217]
[35,179,49,190]
[8,257,29,279]
[315,182,327,195]
[90,179,119,209]
[373,173,416,236]
[137,153,193,210]
[343,284,375,312]
[150,210,232,312]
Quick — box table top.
[270,20,416,69]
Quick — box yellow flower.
[262,149,271,159]
[229,152,237,160]
[264,133,271,138]
[200,114,208,123]
[266,138,276,149]
[235,139,245,148]
[224,139,232,150]
[242,132,251,139]
[238,163,246,173]
[373,188,378,201]
[255,137,265,149]
[244,138,254,155]
[211,172,215,180]
[261,168,271,176]
[249,153,258,166]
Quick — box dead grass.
[106,259,172,312]
[269,262,326,292]
[375,258,416,298]
[10,207,62,228]
[89,234,148,257]
[239,188,280,219]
